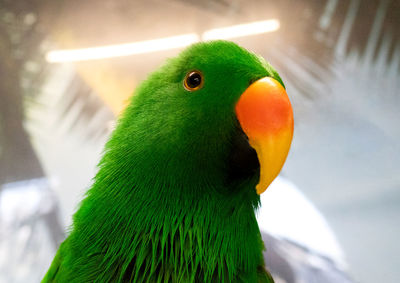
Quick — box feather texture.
[43,41,282,283]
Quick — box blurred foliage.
[0,0,61,184]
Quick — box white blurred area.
[0,0,399,282]
[0,179,62,283]
[258,177,345,267]
[46,20,280,62]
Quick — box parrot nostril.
[249,76,272,86]
[249,77,263,86]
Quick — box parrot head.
[42,41,294,283]
[112,40,293,197]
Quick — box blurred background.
[0,0,399,282]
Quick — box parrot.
[42,40,294,283]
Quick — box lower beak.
[235,77,294,194]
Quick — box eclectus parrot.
[43,40,294,283]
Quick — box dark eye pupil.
[187,72,202,88]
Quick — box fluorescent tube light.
[46,33,200,63]
[202,19,280,41]
[46,19,280,63]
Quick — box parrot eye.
[183,71,203,91]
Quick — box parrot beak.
[235,77,294,194]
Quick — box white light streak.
[46,19,280,63]
[46,34,200,63]
[202,19,280,41]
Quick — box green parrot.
[43,40,294,283]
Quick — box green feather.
[43,40,281,283]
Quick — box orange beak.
[235,77,294,194]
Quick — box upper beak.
[235,77,294,194]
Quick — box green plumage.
[43,41,284,282]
